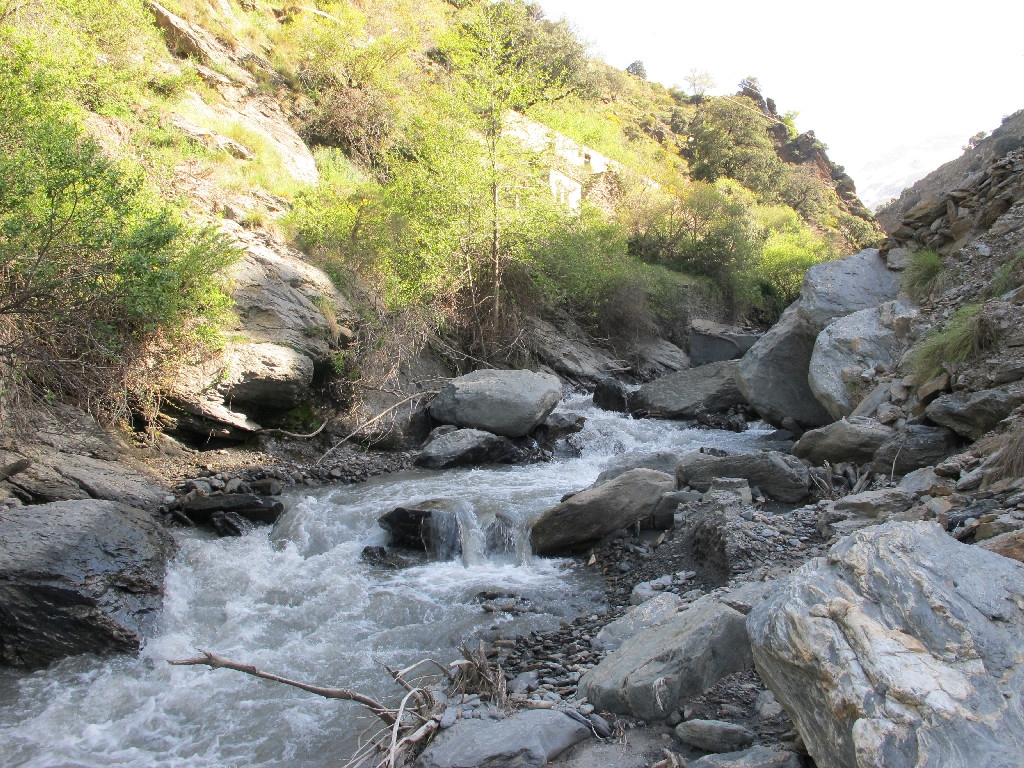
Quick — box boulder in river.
[747,521,1024,768]
[0,500,174,669]
[630,361,745,420]
[429,369,562,438]
[181,493,285,526]
[592,377,630,413]
[675,450,810,503]
[531,468,676,555]
[579,595,752,721]
[415,708,590,768]
[414,428,519,469]
[378,501,464,559]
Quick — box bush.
[902,248,946,302]
[0,46,238,424]
[909,304,998,382]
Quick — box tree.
[626,60,646,80]
[684,68,715,98]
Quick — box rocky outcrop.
[630,361,744,419]
[792,417,893,465]
[430,370,562,438]
[579,595,752,721]
[415,428,519,469]
[736,249,901,429]
[415,709,590,768]
[531,469,675,555]
[747,522,1024,768]
[0,500,174,668]
[675,450,810,503]
[525,314,620,388]
[808,301,916,420]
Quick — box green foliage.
[910,304,997,382]
[626,60,647,80]
[686,96,786,199]
[0,44,238,419]
[902,249,946,301]
[989,251,1024,296]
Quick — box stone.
[832,487,914,520]
[579,596,752,721]
[689,320,760,366]
[719,580,779,616]
[429,370,562,438]
[593,451,682,486]
[916,373,950,404]
[592,592,683,651]
[182,493,285,525]
[531,469,676,555]
[634,337,691,377]
[871,425,958,475]
[593,377,630,413]
[630,361,745,420]
[747,522,1024,768]
[675,719,756,753]
[378,501,466,560]
[415,429,519,470]
[689,746,801,768]
[209,510,255,537]
[415,709,590,768]
[360,546,408,569]
[978,530,1024,564]
[897,467,954,497]
[808,301,915,420]
[675,450,810,503]
[925,384,1024,440]
[538,413,586,444]
[736,249,900,429]
[0,500,175,668]
[525,315,620,389]
[735,305,833,429]
[885,247,913,270]
[791,417,893,465]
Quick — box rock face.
[429,370,562,438]
[630,361,744,419]
[531,469,676,555]
[808,301,916,420]
[0,500,175,669]
[675,450,810,503]
[925,384,1024,440]
[415,429,518,469]
[792,417,893,465]
[736,249,901,428]
[415,709,590,768]
[747,522,1024,768]
[525,314,619,388]
[579,596,752,721]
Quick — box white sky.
[535,0,1024,207]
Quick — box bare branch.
[316,391,437,466]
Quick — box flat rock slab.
[531,469,676,555]
[675,450,809,503]
[689,746,802,768]
[415,708,590,768]
[747,521,1024,768]
[592,592,683,652]
[182,493,285,525]
[429,369,562,438]
[579,596,752,721]
[631,361,744,419]
[925,384,1024,440]
[0,500,174,668]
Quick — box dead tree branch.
[315,391,437,466]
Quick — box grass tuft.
[902,248,947,302]
[910,303,998,382]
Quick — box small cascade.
[454,502,487,566]
[425,506,462,560]
[487,509,533,566]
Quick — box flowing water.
[0,396,776,767]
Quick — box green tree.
[626,60,647,80]
[686,96,785,199]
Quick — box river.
[0,396,775,767]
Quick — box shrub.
[909,304,998,382]
[902,248,946,302]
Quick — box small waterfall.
[488,509,533,566]
[454,502,487,566]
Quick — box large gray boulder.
[808,301,916,420]
[631,361,745,419]
[736,249,900,428]
[0,500,175,668]
[525,315,619,388]
[592,592,683,652]
[579,596,752,721]
[531,469,676,555]
[747,522,1024,768]
[675,450,810,503]
[924,383,1024,440]
[593,450,682,486]
[415,709,590,768]
[430,370,562,438]
[415,429,518,469]
[792,417,894,465]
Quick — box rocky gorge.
[4,4,1024,766]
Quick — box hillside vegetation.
[0,0,881,429]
